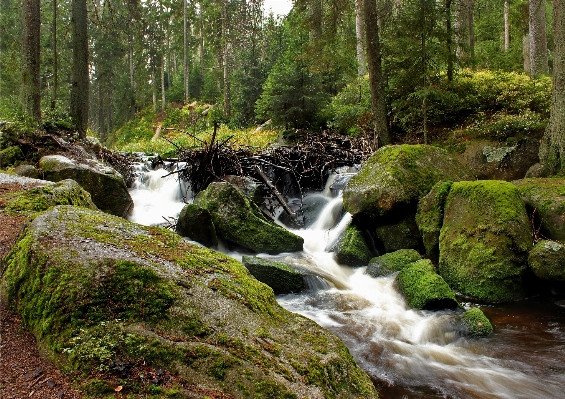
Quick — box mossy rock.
[416,181,454,262]
[242,256,304,294]
[334,224,373,266]
[176,204,218,248]
[195,182,304,254]
[528,240,565,281]
[39,155,133,218]
[342,144,472,219]
[365,249,422,278]
[374,215,421,253]
[0,145,24,167]
[395,259,459,310]
[512,177,565,241]
[461,308,493,337]
[0,205,377,399]
[439,180,531,303]
[14,164,40,179]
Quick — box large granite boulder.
[365,249,422,278]
[176,204,218,247]
[195,182,304,254]
[242,256,304,294]
[439,180,531,303]
[528,240,565,281]
[342,144,472,219]
[1,205,377,398]
[39,154,133,217]
[512,177,565,241]
[334,224,373,266]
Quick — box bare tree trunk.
[540,0,565,172]
[529,0,549,76]
[161,56,166,112]
[523,34,531,72]
[355,0,367,76]
[199,3,205,81]
[152,69,157,113]
[184,0,189,103]
[364,0,390,146]
[445,0,454,82]
[22,0,41,121]
[221,2,231,119]
[310,0,323,42]
[129,40,135,119]
[51,0,58,110]
[71,0,89,138]
[456,0,474,66]
[504,0,510,51]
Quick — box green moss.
[242,256,304,294]
[0,145,24,167]
[396,260,459,310]
[365,249,422,278]
[462,308,493,336]
[528,240,565,281]
[335,224,373,266]
[374,215,421,253]
[254,380,297,399]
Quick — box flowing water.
[129,161,565,399]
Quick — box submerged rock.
[176,204,218,247]
[439,180,531,303]
[461,308,493,337]
[39,154,133,218]
[0,205,377,398]
[334,224,373,266]
[195,182,304,254]
[342,144,471,219]
[242,256,304,294]
[528,240,565,281]
[365,249,422,278]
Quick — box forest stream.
[128,161,565,399]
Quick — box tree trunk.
[445,0,454,82]
[22,0,41,121]
[504,0,510,51]
[70,0,89,138]
[51,0,58,110]
[355,0,367,76]
[456,0,474,65]
[161,56,166,112]
[364,0,390,146]
[540,0,565,172]
[529,0,549,76]
[221,2,231,119]
[310,0,323,42]
[129,40,136,119]
[184,0,189,103]
[523,33,531,72]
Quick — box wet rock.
[176,204,218,248]
[329,173,355,195]
[343,144,471,219]
[14,164,40,179]
[528,240,565,281]
[334,223,373,267]
[439,180,531,303]
[195,182,303,254]
[365,249,422,278]
[416,181,454,262]
[395,259,459,310]
[39,155,133,217]
[221,175,266,205]
[461,308,493,337]
[512,177,565,241]
[0,146,24,167]
[525,162,550,178]
[374,215,421,253]
[241,256,304,294]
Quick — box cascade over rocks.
[0,205,377,398]
[195,182,304,254]
[39,154,133,218]
[439,180,531,303]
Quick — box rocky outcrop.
[334,224,373,266]
[342,144,472,219]
[395,259,459,310]
[39,155,133,218]
[439,180,531,303]
[195,182,304,254]
[1,205,377,398]
[528,240,565,281]
[365,249,422,278]
[242,256,304,294]
[176,204,218,247]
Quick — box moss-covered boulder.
[1,206,377,399]
[14,164,40,179]
[39,154,133,218]
[195,182,304,254]
[374,215,421,253]
[0,145,24,167]
[439,180,531,303]
[528,240,565,281]
[342,144,471,219]
[416,181,454,262]
[512,177,565,241]
[365,249,422,278]
[242,256,304,294]
[334,224,373,266]
[395,259,459,310]
[176,204,218,248]
[461,308,493,337]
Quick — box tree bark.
[529,0,549,76]
[540,0,565,172]
[221,1,231,119]
[184,0,189,103]
[445,0,454,82]
[364,0,390,146]
[523,33,531,72]
[70,0,89,138]
[161,56,166,111]
[22,0,41,121]
[504,0,510,51]
[51,0,58,110]
[355,0,367,76]
[455,0,474,65]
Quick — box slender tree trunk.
[523,33,531,72]
[129,40,135,119]
[71,0,89,138]
[355,0,367,76]
[364,0,390,146]
[540,0,565,172]
[445,0,454,82]
[152,69,157,112]
[199,3,205,81]
[221,2,231,119]
[22,0,41,121]
[456,0,474,65]
[529,0,549,76]
[504,0,510,51]
[51,0,58,110]
[184,0,189,103]
[161,56,166,111]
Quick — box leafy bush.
[466,110,547,140]
[324,76,372,135]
